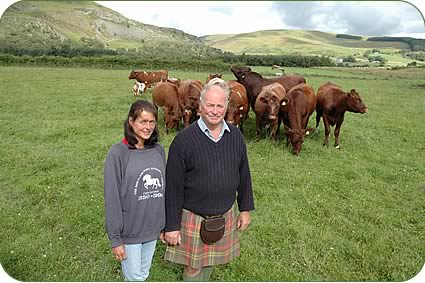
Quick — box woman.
[104,100,165,281]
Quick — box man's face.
[199,85,227,127]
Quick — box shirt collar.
[197,117,230,142]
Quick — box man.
[164,78,255,281]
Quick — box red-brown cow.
[280,83,316,155]
[225,80,249,132]
[231,65,305,111]
[152,80,182,133]
[315,82,368,148]
[254,82,286,141]
[128,69,168,88]
[178,80,203,127]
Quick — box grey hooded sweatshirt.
[104,139,166,248]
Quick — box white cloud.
[271,1,424,37]
[94,1,424,38]
[96,1,284,36]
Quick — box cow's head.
[258,84,285,121]
[225,100,245,127]
[180,83,201,127]
[286,128,308,155]
[206,73,222,84]
[346,89,368,113]
[182,102,199,127]
[128,70,137,80]
[164,106,182,130]
[230,66,251,82]
[259,95,281,121]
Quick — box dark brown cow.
[178,80,203,127]
[231,66,305,111]
[315,82,368,148]
[152,80,182,133]
[128,69,168,88]
[206,73,222,84]
[280,83,316,155]
[225,80,249,132]
[254,82,286,141]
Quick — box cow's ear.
[281,98,289,106]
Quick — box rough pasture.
[0,66,424,282]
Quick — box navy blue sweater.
[165,123,254,232]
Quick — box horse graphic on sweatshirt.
[142,174,161,190]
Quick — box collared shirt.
[197,117,230,143]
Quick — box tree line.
[0,44,335,70]
[367,37,425,51]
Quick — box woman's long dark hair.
[124,100,159,148]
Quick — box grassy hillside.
[0,1,207,51]
[202,29,409,57]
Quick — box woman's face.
[129,110,156,145]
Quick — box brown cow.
[152,80,182,133]
[231,65,305,111]
[254,82,286,141]
[206,73,222,84]
[225,80,249,132]
[178,80,203,127]
[128,69,168,88]
[315,82,368,148]
[280,83,316,155]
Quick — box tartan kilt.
[164,207,240,269]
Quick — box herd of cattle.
[128,66,368,155]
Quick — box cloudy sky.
[93,0,425,38]
[0,1,424,38]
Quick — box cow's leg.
[334,116,345,149]
[255,117,261,140]
[271,121,278,143]
[285,130,290,147]
[315,110,322,133]
[276,114,282,139]
[322,115,331,146]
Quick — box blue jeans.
[121,240,157,281]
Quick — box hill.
[0,1,423,67]
[0,1,224,58]
[201,29,411,57]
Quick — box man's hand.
[164,231,181,246]
[237,211,251,231]
[159,231,166,244]
[112,245,126,261]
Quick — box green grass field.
[0,66,424,281]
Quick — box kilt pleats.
[164,207,240,269]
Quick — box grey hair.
[200,77,230,105]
